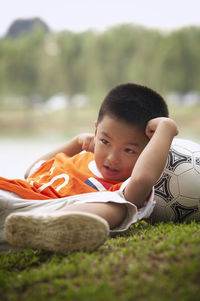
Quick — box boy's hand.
[145,117,178,139]
[77,133,95,153]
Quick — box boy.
[0,83,178,253]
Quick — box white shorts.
[0,188,155,234]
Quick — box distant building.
[6,17,50,39]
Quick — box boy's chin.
[102,170,127,182]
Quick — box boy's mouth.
[103,165,119,177]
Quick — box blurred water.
[0,138,63,179]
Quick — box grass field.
[1,104,200,300]
[1,221,200,301]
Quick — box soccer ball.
[147,138,200,223]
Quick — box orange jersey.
[0,152,123,200]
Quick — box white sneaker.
[5,211,109,253]
[0,189,72,253]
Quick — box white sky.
[1,0,200,37]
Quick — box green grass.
[1,221,200,301]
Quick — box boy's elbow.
[135,172,155,192]
[124,173,154,208]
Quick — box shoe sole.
[5,211,109,253]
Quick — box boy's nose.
[107,151,120,164]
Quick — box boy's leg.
[58,202,127,229]
[5,191,137,253]
[5,202,125,253]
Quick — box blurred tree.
[0,22,200,110]
[2,29,45,97]
[156,27,200,93]
[56,31,88,96]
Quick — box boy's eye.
[125,148,136,154]
[101,139,110,145]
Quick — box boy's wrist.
[158,118,178,137]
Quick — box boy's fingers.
[82,137,93,151]
[145,129,155,139]
[82,140,89,151]
[80,133,95,151]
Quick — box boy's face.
[94,115,149,182]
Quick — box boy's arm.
[24,133,95,179]
[124,117,178,208]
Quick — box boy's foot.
[0,190,77,253]
[5,211,109,253]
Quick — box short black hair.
[97,83,169,131]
